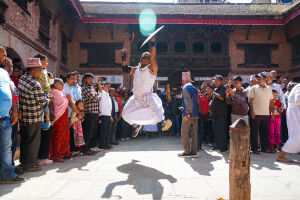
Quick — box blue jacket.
[182,83,199,118]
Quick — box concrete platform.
[0,136,300,200]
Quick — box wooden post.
[229,118,251,200]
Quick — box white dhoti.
[282,84,300,154]
[122,64,165,125]
[122,93,164,125]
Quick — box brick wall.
[229,26,291,76]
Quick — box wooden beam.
[87,24,91,39]
[268,26,274,40]
[246,25,251,40]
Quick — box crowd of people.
[0,44,299,184]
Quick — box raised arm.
[121,49,135,75]
[149,37,158,76]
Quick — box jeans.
[0,117,16,180]
[171,115,180,134]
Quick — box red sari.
[50,108,70,161]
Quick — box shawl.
[51,88,69,122]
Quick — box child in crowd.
[71,100,86,148]
[35,54,51,130]
[269,90,283,152]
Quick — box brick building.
[0,0,77,76]
[1,0,300,89]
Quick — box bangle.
[150,41,156,47]
[122,56,127,61]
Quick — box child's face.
[77,102,84,111]
[272,92,278,100]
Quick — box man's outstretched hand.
[121,49,127,57]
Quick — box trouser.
[98,116,111,148]
[38,128,51,159]
[11,122,18,165]
[269,117,281,146]
[20,122,41,168]
[212,115,228,151]
[231,114,249,126]
[171,115,181,134]
[121,118,132,139]
[181,117,198,154]
[203,115,214,143]
[197,115,204,147]
[281,114,288,144]
[250,115,270,152]
[110,114,117,143]
[82,113,98,151]
[0,117,16,180]
[116,116,122,141]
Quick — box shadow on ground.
[184,150,223,176]
[101,159,177,200]
[0,151,106,196]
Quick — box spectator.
[63,72,82,154]
[249,73,274,154]
[12,58,24,77]
[73,71,82,101]
[266,72,286,109]
[34,54,51,129]
[245,75,257,97]
[70,100,85,148]
[81,74,102,154]
[178,71,199,157]
[170,94,182,136]
[109,88,119,145]
[226,76,249,125]
[18,58,48,172]
[121,92,131,141]
[98,82,113,149]
[211,75,228,152]
[269,90,283,152]
[114,89,123,141]
[10,66,19,88]
[203,84,214,146]
[34,54,52,165]
[50,78,71,162]
[3,58,19,166]
[0,46,25,184]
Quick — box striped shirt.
[18,74,48,124]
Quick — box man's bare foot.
[276,156,293,163]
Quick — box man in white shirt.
[109,88,119,145]
[98,82,112,149]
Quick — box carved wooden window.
[80,43,123,67]
[61,32,68,65]
[174,41,186,53]
[237,44,278,68]
[291,34,300,67]
[193,42,204,53]
[38,5,51,47]
[157,42,168,53]
[211,42,222,53]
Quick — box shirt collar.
[183,82,193,89]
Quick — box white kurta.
[122,65,164,125]
[282,84,300,153]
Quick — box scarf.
[51,88,69,122]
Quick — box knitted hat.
[27,58,42,68]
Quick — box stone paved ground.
[1,136,300,200]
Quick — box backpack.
[198,90,209,115]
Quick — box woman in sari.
[50,78,70,162]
